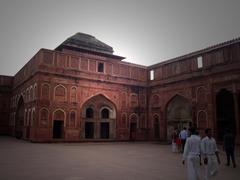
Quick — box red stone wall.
[148,42,240,142]
[3,39,240,143]
[0,76,13,134]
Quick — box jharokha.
[0,33,240,143]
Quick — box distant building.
[0,33,239,142]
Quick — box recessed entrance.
[53,120,64,139]
[82,94,116,139]
[100,122,109,139]
[85,122,94,139]
[166,95,192,140]
[216,89,236,141]
[130,122,137,140]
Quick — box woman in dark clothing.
[223,128,237,168]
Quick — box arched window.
[40,108,49,127]
[129,114,138,128]
[86,107,94,118]
[54,85,66,102]
[53,109,65,120]
[101,108,109,119]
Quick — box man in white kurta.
[182,127,201,180]
[201,128,220,180]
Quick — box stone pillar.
[94,120,99,139]
[233,92,240,143]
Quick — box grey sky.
[0,0,240,76]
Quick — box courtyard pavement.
[0,136,239,180]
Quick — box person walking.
[182,127,201,180]
[179,127,188,153]
[172,128,179,153]
[201,128,221,180]
[223,128,236,168]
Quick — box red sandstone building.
[0,33,240,143]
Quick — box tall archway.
[166,95,192,140]
[15,96,25,139]
[216,89,236,141]
[81,94,117,139]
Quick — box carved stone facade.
[0,33,240,143]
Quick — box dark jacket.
[223,133,235,150]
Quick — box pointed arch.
[81,93,117,139]
[68,110,77,128]
[52,108,66,139]
[54,84,67,102]
[129,113,138,140]
[53,108,66,121]
[39,107,49,127]
[82,93,117,113]
[166,94,192,140]
[85,107,94,118]
[129,113,139,128]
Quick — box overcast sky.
[0,0,240,76]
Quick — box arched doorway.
[81,94,116,139]
[15,96,24,139]
[100,108,110,139]
[53,109,65,139]
[129,114,138,141]
[166,95,192,140]
[216,89,236,141]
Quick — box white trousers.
[172,141,177,152]
[204,155,218,180]
[187,155,201,180]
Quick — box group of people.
[171,127,188,153]
[178,127,237,180]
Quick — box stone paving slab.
[0,137,239,180]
